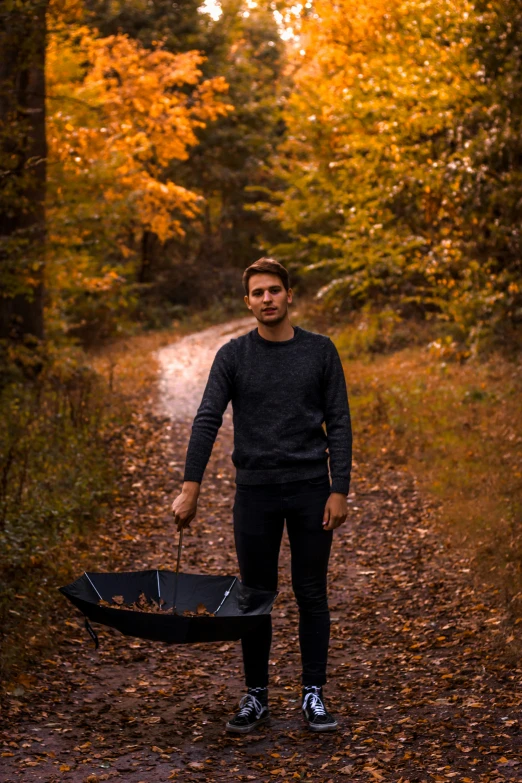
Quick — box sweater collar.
[251,325,302,346]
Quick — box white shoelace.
[303,691,326,716]
[238,694,264,718]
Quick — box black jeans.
[233,476,333,688]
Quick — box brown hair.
[242,257,290,295]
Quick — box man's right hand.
[171,481,200,530]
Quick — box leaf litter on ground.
[1,324,522,783]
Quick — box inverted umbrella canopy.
[60,570,278,645]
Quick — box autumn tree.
[84,0,288,311]
[257,0,520,348]
[45,19,232,339]
[455,0,522,341]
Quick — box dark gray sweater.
[183,325,352,494]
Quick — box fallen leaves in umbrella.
[99,593,214,616]
[179,602,214,617]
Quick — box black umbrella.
[60,568,277,647]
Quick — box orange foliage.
[44,16,233,333]
[47,26,233,244]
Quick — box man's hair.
[242,257,290,295]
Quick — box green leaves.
[257,0,522,351]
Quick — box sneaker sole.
[225,714,270,734]
[303,718,338,732]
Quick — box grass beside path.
[334,333,522,625]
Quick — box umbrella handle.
[173,526,183,613]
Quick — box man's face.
[244,273,293,326]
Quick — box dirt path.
[156,317,255,419]
[1,320,521,783]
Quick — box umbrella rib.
[214,577,237,616]
[84,572,103,601]
[156,569,161,608]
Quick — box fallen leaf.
[364,767,384,781]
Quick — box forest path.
[2,320,521,783]
[156,316,255,420]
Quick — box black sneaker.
[302,686,338,732]
[226,693,270,734]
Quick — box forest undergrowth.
[0,328,176,684]
[329,313,522,626]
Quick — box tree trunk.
[196,199,214,264]
[0,0,47,341]
[139,230,157,284]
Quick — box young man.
[171,258,352,733]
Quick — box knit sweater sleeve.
[183,342,235,484]
[323,338,352,495]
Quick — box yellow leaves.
[363,767,385,781]
[118,242,133,259]
[46,23,233,256]
[130,176,199,242]
[132,98,146,113]
[49,0,85,25]
[80,270,124,294]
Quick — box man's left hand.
[322,492,348,531]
